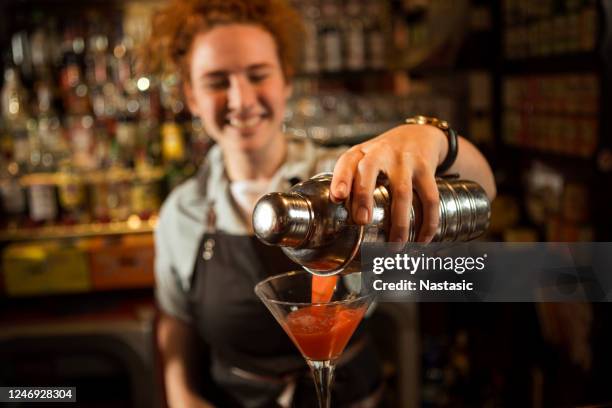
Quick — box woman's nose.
[228,76,257,112]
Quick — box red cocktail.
[285,304,366,361]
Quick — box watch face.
[407,116,450,130]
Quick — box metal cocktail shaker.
[252,173,490,275]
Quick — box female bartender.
[150,0,496,406]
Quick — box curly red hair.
[148,0,304,81]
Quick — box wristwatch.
[405,115,458,174]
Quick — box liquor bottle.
[344,0,366,71]
[62,55,91,116]
[87,34,115,121]
[60,26,91,116]
[161,108,189,191]
[0,154,27,228]
[113,36,135,90]
[115,35,141,166]
[115,102,139,166]
[25,88,60,227]
[364,1,386,70]
[26,117,43,172]
[106,163,131,222]
[30,25,50,79]
[25,169,59,227]
[136,75,162,167]
[67,115,96,170]
[1,66,31,170]
[132,154,162,221]
[136,116,161,167]
[301,0,321,74]
[319,0,343,72]
[35,79,66,170]
[57,159,88,225]
[93,121,113,169]
[11,31,33,81]
[92,138,131,223]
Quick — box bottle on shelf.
[300,0,321,74]
[319,0,343,72]
[2,64,31,171]
[87,33,116,121]
[344,0,366,71]
[364,0,387,70]
[60,26,91,117]
[115,96,139,167]
[160,109,188,191]
[24,170,59,228]
[34,78,66,171]
[132,155,162,221]
[67,114,96,170]
[0,154,27,229]
[56,159,88,225]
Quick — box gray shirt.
[154,137,346,322]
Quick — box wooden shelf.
[0,217,157,242]
[18,167,165,187]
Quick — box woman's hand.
[330,124,448,243]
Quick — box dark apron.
[187,231,383,408]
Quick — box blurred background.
[1,0,611,407]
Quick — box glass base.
[306,359,337,408]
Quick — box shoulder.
[158,177,206,231]
[155,174,209,292]
[158,145,222,230]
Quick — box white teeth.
[229,116,261,129]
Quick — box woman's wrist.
[400,123,448,169]
[403,116,458,173]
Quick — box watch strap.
[436,126,458,174]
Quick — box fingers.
[388,177,413,243]
[330,146,364,203]
[387,153,438,243]
[351,151,386,224]
[412,162,440,243]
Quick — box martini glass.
[255,270,374,408]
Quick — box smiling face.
[185,24,292,156]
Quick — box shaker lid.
[252,192,313,248]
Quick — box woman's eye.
[203,80,229,90]
[249,73,268,83]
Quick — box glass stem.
[307,359,336,408]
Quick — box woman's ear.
[183,81,198,115]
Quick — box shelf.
[0,217,157,242]
[286,121,397,146]
[18,167,166,187]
